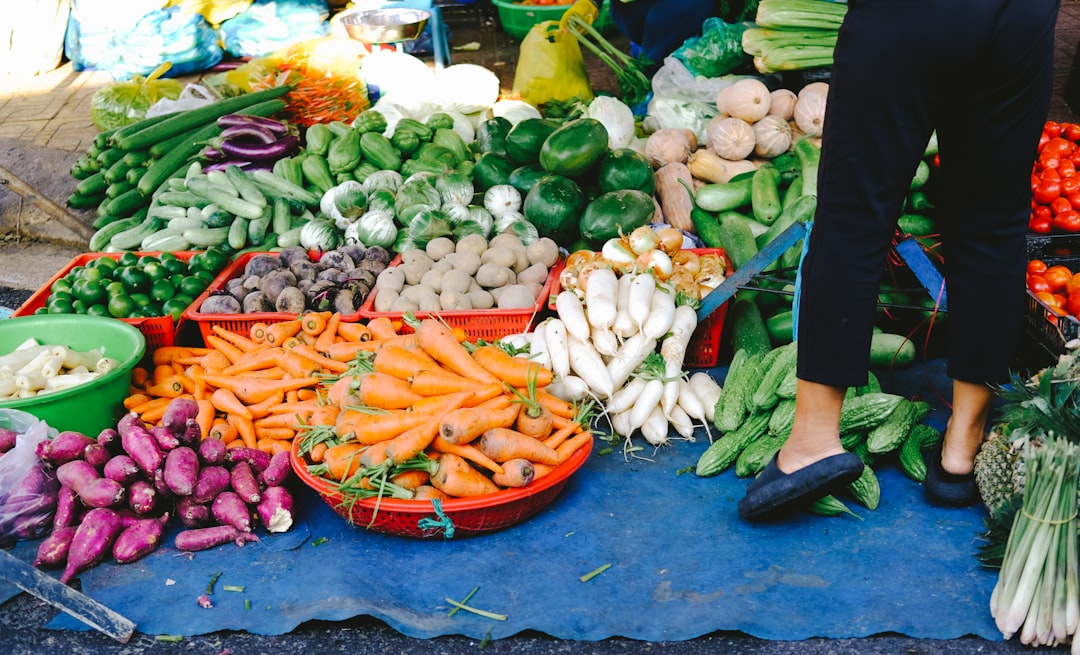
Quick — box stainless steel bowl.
[338,8,431,43]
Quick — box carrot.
[287,343,350,374]
[209,418,238,445]
[229,413,257,449]
[195,399,215,439]
[358,440,390,468]
[198,374,320,405]
[389,469,430,491]
[275,348,320,378]
[356,372,424,410]
[141,398,177,424]
[314,312,341,353]
[255,412,310,430]
[151,364,175,386]
[335,321,371,343]
[309,441,328,463]
[124,393,152,411]
[131,395,171,416]
[297,388,318,401]
[554,431,594,464]
[211,387,253,419]
[205,334,246,365]
[477,427,561,465]
[366,316,399,341]
[514,400,554,441]
[301,311,331,336]
[323,442,365,480]
[325,375,360,407]
[336,408,431,445]
[432,435,505,475]
[308,404,341,427]
[200,350,233,374]
[256,438,292,456]
[373,343,444,381]
[254,426,295,442]
[243,366,286,380]
[490,458,535,488]
[325,340,375,362]
[531,462,553,480]
[264,319,303,346]
[383,397,469,465]
[250,322,270,343]
[472,345,554,388]
[412,484,450,501]
[246,391,285,420]
[430,452,500,498]
[415,319,499,384]
[152,346,203,366]
[536,388,577,419]
[267,399,322,415]
[543,420,581,450]
[145,375,185,399]
[438,402,520,445]
[549,412,575,431]
[130,367,150,389]
[409,369,488,396]
[221,345,280,376]
[211,325,259,353]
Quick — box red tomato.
[1066,123,1080,142]
[1029,274,1053,294]
[1066,272,1080,296]
[1035,177,1062,204]
[1045,266,1074,291]
[1051,196,1073,215]
[1035,205,1053,221]
[1061,176,1080,196]
[1061,159,1077,177]
[1054,210,1080,232]
[1043,137,1076,158]
[1046,121,1063,139]
[1036,291,1067,315]
[1029,259,1049,276]
[1068,192,1080,211]
[1030,214,1053,234]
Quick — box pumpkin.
[706,116,755,161]
[794,82,829,137]
[720,78,771,123]
[644,128,697,168]
[767,88,798,121]
[752,115,792,159]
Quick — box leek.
[755,0,848,30]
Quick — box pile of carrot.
[293,316,595,506]
[122,311,405,456]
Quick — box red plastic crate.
[12,252,220,350]
[358,255,564,343]
[181,251,366,345]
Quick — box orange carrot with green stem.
[415,319,499,384]
[409,368,490,396]
[438,401,520,445]
[383,396,469,465]
[431,434,505,475]
[356,372,425,409]
[471,344,554,388]
[478,427,561,465]
[429,452,500,497]
[314,312,341,353]
[373,343,445,381]
[336,408,431,445]
[198,373,320,405]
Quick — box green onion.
[579,563,612,583]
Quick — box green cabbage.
[299,218,342,252]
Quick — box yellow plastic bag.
[512,20,594,108]
[166,0,253,26]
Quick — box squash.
[687,148,758,184]
[794,82,829,137]
[767,88,798,121]
[644,128,697,168]
[752,115,793,159]
[720,78,771,123]
[706,116,755,161]
[653,162,695,232]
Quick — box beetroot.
[53,486,80,529]
[256,486,294,533]
[197,437,227,466]
[191,466,230,504]
[0,427,17,454]
[103,455,141,485]
[175,525,260,552]
[127,479,159,516]
[163,446,200,497]
[120,423,164,475]
[96,427,121,453]
[211,491,252,532]
[60,508,123,584]
[230,460,261,504]
[161,398,198,437]
[112,513,168,564]
[225,447,271,475]
[83,443,111,470]
[148,425,180,452]
[259,450,291,487]
[175,497,211,529]
[38,431,95,465]
[33,526,77,569]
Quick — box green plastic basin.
[0,314,145,437]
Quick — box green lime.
[50,278,73,295]
[192,248,228,274]
[32,307,48,315]
[138,255,159,268]
[80,267,105,283]
[161,297,189,322]
[144,302,163,317]
[69,265,86,278]
[193,269,216,284]
[47,297,73,314]
[130,292,152,308]
[107,294,135,318]
[161,256,188,276]
[73,279,106,306]
[142,261,167,282]
[118,267,149,293]
[71,299,88,314]
[150,278,175,302]
[86,303,110,317]
[170,274,185,290]
[105,281,126,297]
[179,275,206,297]
[118,251,139,268]
[159,251,178,263]
[94,257,119,274]
[128,308,148,318]
[50,290,74,306]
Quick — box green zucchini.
[695,176,753,213]
[794,137,820,198]
[88,215,143,252]
[713,213,759,271]
[750,166,783,225]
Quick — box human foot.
[737,451,864,520]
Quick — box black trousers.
[796,0,1059,388]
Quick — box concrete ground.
[3,2,1080,653]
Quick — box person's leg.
[942,380,995,475]
[776,380,845,472]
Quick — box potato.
[389,296,419,313]
[441,269,473,295]
[517,262,549,288]
[454,251,482,277]
[524,282,544,301]
[373,289,399,313]
[426,237,456,262]
[275,287,306,314]
[420,268,444,293]
[375,267,405,293]
[527,237,560,268]
[475,263,515,289]
[456,233,488,258]
[496,284,537,310]
[439,289,472,311]
[512,247,531,274]
[417,291,442,313]
[465,289,494,310]
[480,248,517,269]
[401,284,437,304]
[401,260,431,286]
[401,249,433,268]
[431,259,454,274]
[489,233,524,251]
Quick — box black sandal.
[923,440,979,507]
[738,452,865,520]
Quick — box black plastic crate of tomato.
[1027,233,1080,261]
[1026,288,1080,354]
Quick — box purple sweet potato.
[53,485,80,529]
[229,460,261,504]
[96,428,121,453]
[60,508,123,584]
[211,491,252,532]
[225,447,271,475]
[152,468,173,500]
[57,460,125,507]
[115,509,147,530]
[161,398,198,437]
[174,525,260,552]
[191,466,231,504]
[175,497,211,529]
[103,455,141,485]
[9,492,58,540]
[197,437,227,466]
[120,423,164,475]
[116,411,146,438]
[56,459,101,492]
[82,443,111,470]
[163,446,199,497]
[38,431,95,465]
[127,479,159,516]
[148,425,180,452]
[34,526,77,569]
[256,486,294,534]
[112,513,168,564]
[259,450,291,487]
[0,427,17,454]
[180,419,202,447]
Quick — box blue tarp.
[0,359,1004,642]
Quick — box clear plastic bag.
[145,83,220,117]
[89,61,186,130]
[651,56,735,106]
[0,409,60,547]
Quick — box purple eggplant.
[216,113,289,135]
[218,134,300,161]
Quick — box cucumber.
[756,194,817,249]
[765,309,794,345]
[88,215,143,252]
[182,226,231,248]
[694,177,753,213]
[869,332,917,368]
[714,213,759,271]
[750,166,783,225]
[109,216,165,250]
[726,297,772,357]
[897,213,936,236]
